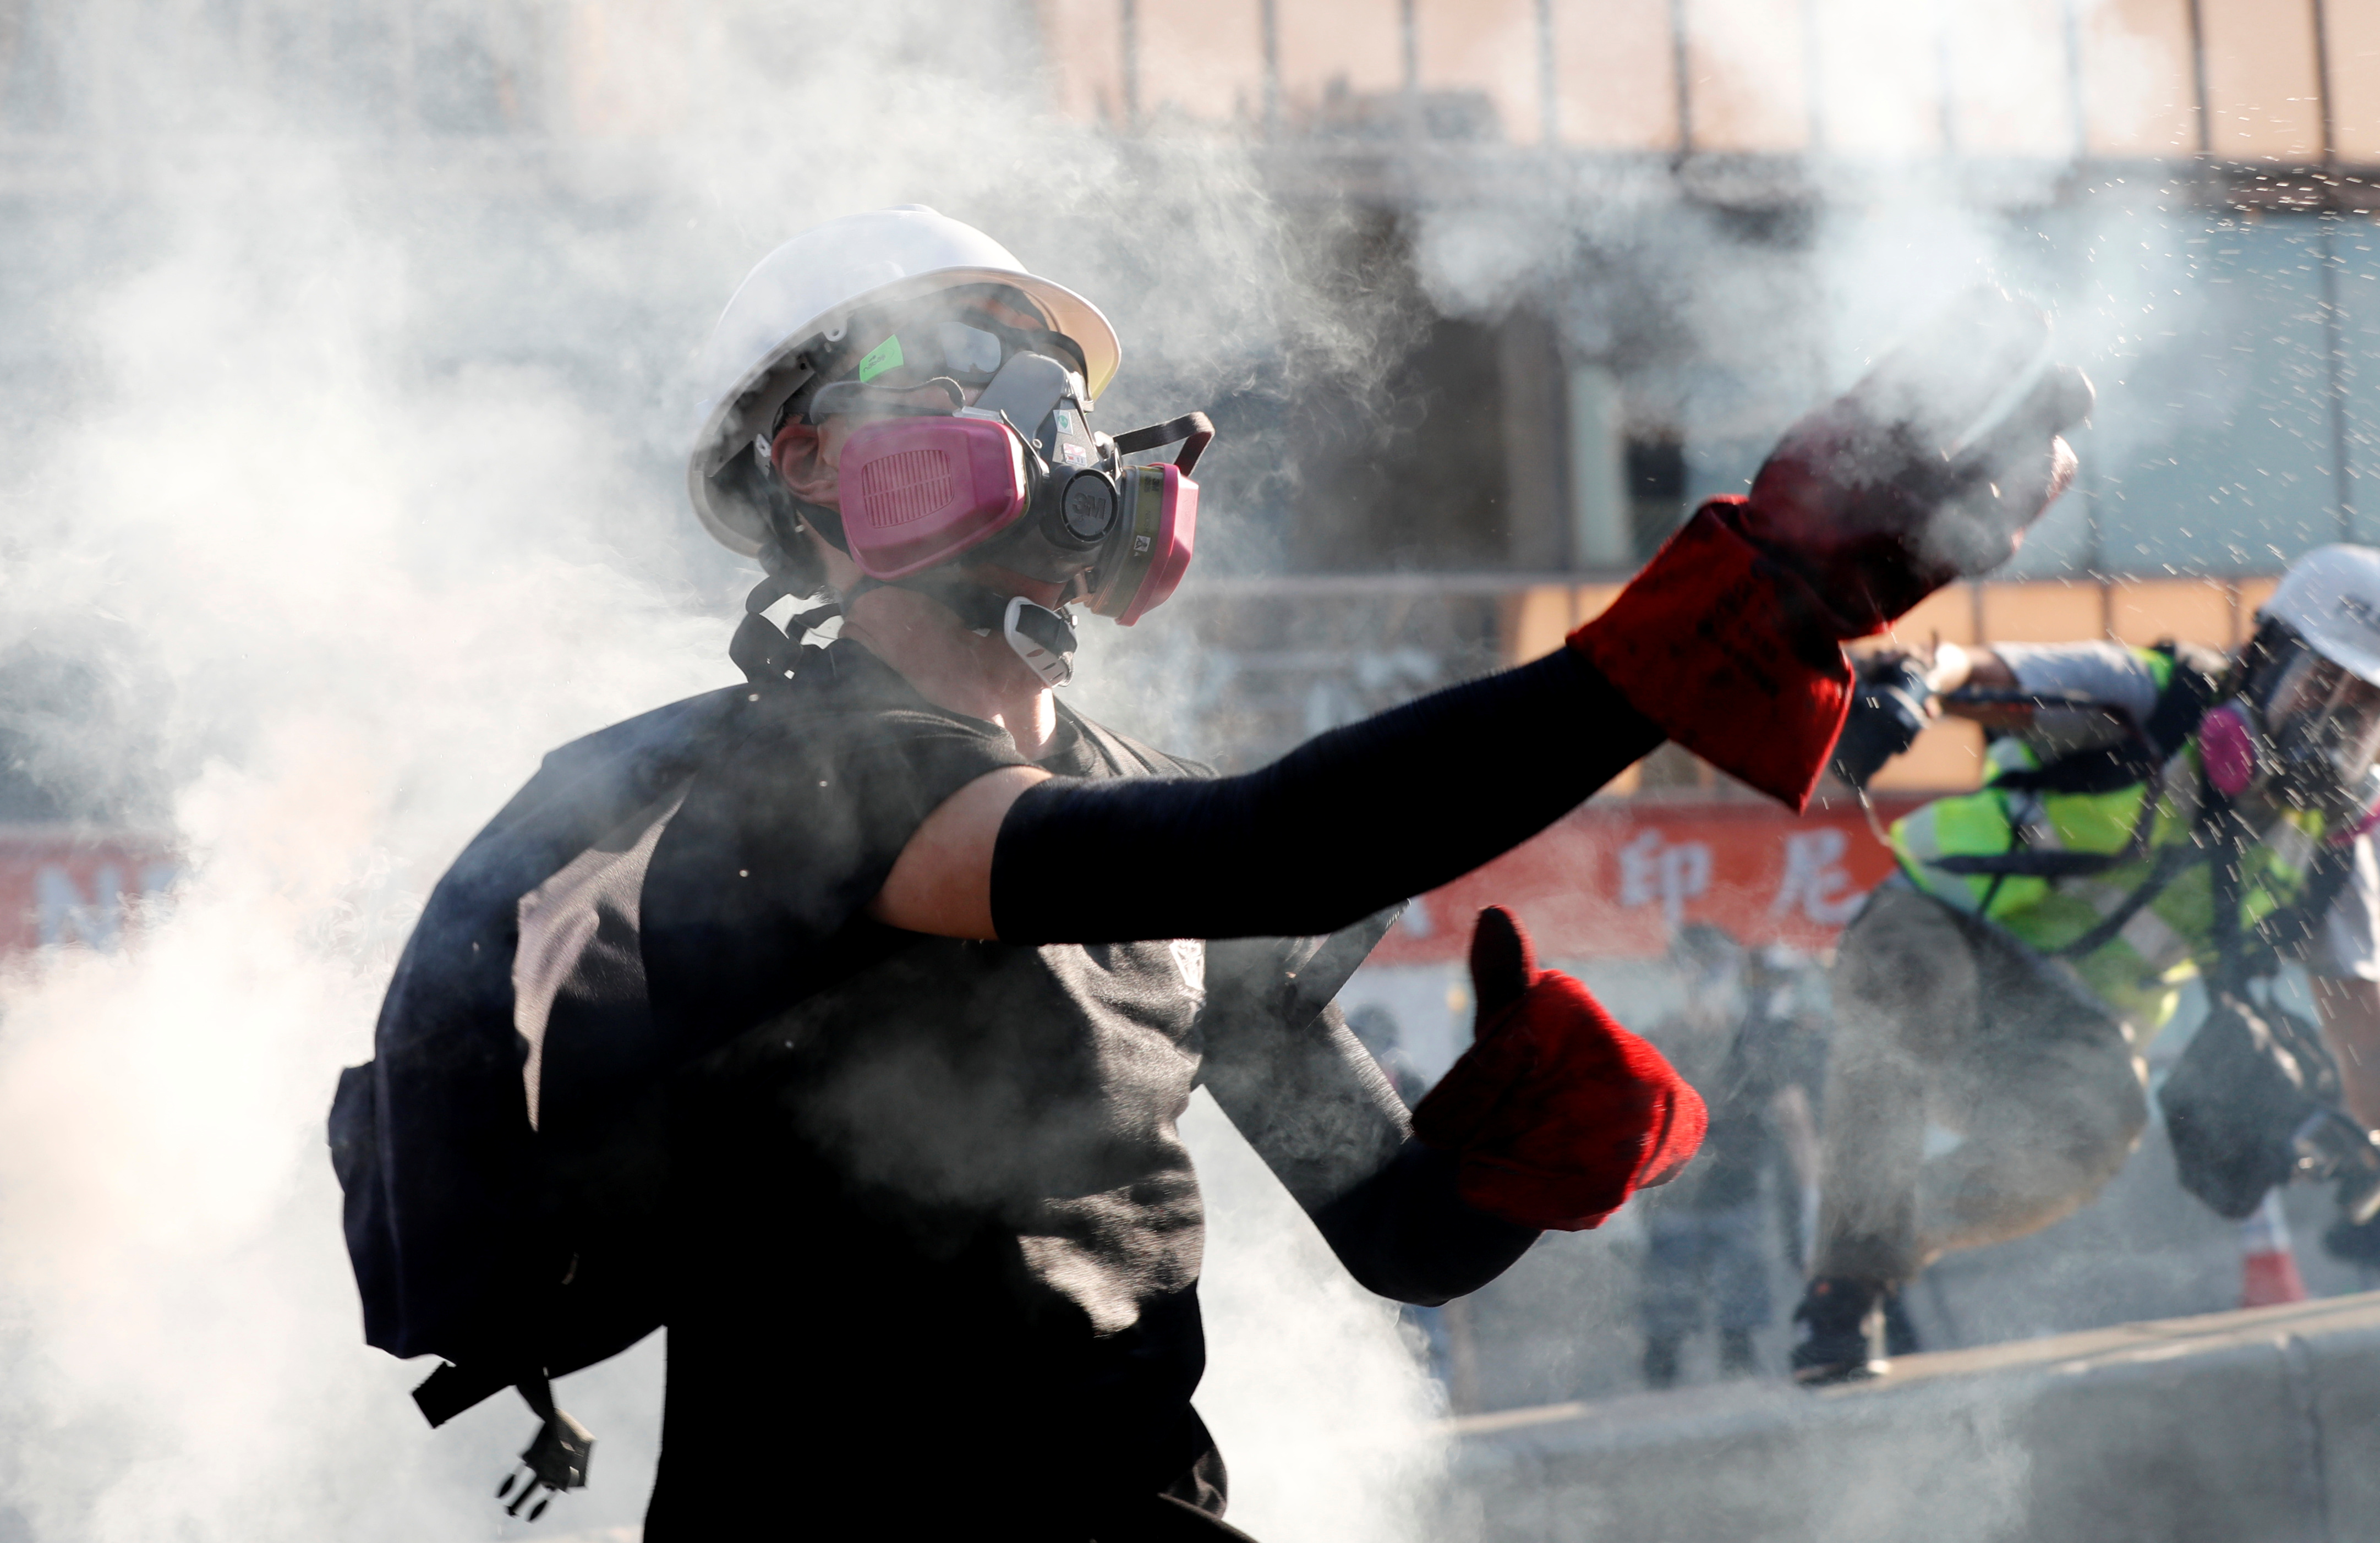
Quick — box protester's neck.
[839,588,1060,759]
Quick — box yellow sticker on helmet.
[856,335,904,383]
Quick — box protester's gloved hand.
[1829,653,1938,790]
[1571,288,2093,809]
[1740,289,2093,634]
[1413,907,1706,1231]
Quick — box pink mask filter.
[840,416,1030,579]
[2200,703,2259,797]
[1086,462,1197,626]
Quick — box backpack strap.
[412,1358,527,1428]
[2043,839,2201,960]
[2144,641,2229,759]
[1924,772,2166,880]
[2207,784,2259,998]
[729,573,840,688]
[497,1372,594,1520]
[2235,833,2359,982]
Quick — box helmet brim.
[2261,544,2380,690]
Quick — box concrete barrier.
[1453,1292,2380,1543]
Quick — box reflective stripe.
[2060,876,2190,972]
[2008,790,2063,851]
[1987,737,2040,777]
[2268,820,2316,874]
[2118,904,2191,972]
[1891,715,2326,1037]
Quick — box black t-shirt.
[623,643,1253,1534]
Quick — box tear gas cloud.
[0,6,1436,1538]
[0,0,2324,1537]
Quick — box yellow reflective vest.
[1889,649,2333,1036]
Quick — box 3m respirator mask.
[781,314,1208,688]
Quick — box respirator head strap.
[845,573,1008,631]
[1112,412,1215,475]
[730,571,842,688]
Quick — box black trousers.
[643,1442,1251,1541]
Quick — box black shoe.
[1880,1290,1923,1358]
[2324,1210,2380,1266]
[1718,1327,1758,1377]
[1790,1277,1885,1386]
[1642,1334,1682,1389]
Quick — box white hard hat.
[2262,545,2380,686]
[685,205,1122,558]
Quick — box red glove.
[1413,907,1706,1232]
[1570,288,2092,808]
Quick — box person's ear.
[770,420,838,506]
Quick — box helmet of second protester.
[2264,545,2380,687]
[2218,545,2380,814]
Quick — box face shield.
[2261,648,2380,814]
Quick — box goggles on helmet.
[781,289,1091,425]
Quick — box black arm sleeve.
[1310,1140,1540,1306]
[992,648,1663,943]
[1201,929,1538,1307]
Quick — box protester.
[1347,1003,1432,1108]
[334,211,2087,1535]
[1797,557,2380,1382]
[1638,934,1827,1385]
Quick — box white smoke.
[0,5,1444,1540]
[0,138,723,1540]
[0,0,2294,1537]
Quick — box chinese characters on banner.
[1368,798,1922,964]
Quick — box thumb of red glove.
[1413,907,1706,1232]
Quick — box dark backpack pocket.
[2158,992,2339,1220]
[328,1060,402,1345]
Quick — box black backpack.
[327,683,759,1504]
[2155,801,2362,1222]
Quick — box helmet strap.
[730,572,841,688]
[784,496,847,555]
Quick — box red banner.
[0,807,1922,967]
[0,830,178,958]
[1369,797,1924,964]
